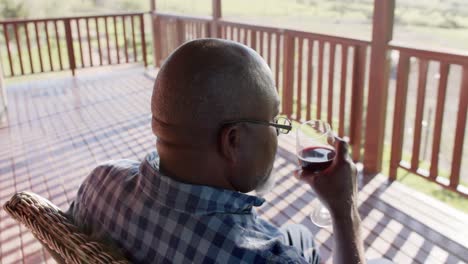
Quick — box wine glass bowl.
[296,120,336,227]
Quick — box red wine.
[298,146,336,172]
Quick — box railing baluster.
[139,14,147,67]
[411,59,428,170]
[250,30,257,50]
[3,24,14,76]
[450,65,468,189]
[296,37,303,120]
[196,22,201,38]
[267,32,272,67]
[306,38,313,121]
[327,43,336,126]
[130,15,137,62]
[429,63,450,180]
[259,31,264,56]
[54,21,63,70]
[24,23,34,73]
[122,16,129,63]
[45,21,54,71]
[14,23,25,75]
[95,17,103,66]
[86,18,92,67]
[34,22,44,73]
[114,16,120,64]
[236,27,240,43]
[242,28,248,45]
[105,17,111,64]
[389,52,411,180]
[339,45,348,137]
[275,33,280,89]
[64,19,76,75]
[317,41,324,120]
[228,26,232,40]
[350,45,366,162]
[76,19,84,68]
[282,33,294,117]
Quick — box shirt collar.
[138,151,265,215]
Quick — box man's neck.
[157,144,235,191]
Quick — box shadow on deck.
[0,66,467,263]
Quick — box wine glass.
[296,120,336,227]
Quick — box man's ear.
[219,125,240,163]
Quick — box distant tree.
[0,0,28,19]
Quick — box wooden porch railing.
[151,10,468,197]
[0,12,147,77]
[153,13,370,163]
[389,43,468,196]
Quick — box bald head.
[151,39,278,140]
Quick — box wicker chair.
[3,191,129,264]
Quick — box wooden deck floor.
[0,66,467,264]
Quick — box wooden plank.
[34,22,44,72]
[449,65,468,188]
[139,14,147,67]
[389,53,410,180]
[275,33,280,89]
[14,23,25,75]
[24,23,34,73]
[282,33,294,117]
[95,17,103,66]
[296,37,303,120]
[130,16,137,62]
[410,59,428,170]
[306,39,313,121]
[250,29,257,51]
[104,17,111,64]
[327,43,336,126]
[114,16,120,64]
[54,21,63,70]
[122,16,129,63]
[45,21,54,70]
[3,24,14,76]
[76,19,85,67]
[429,63,450,180]
[242,28,248,45]
[267,32,272,67]
[316,41,324,120]
[86,18,92,67]
[259,31,264,56]
[64,19,76,75]
[349,45,366,162]
[363,0,395,173]
[339,45,348,137]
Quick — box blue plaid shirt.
[68,151,309,263]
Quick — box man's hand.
[295,136,358,217]
[295,136,366,264]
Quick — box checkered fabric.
[68,151,315,263]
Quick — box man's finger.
[334,136,349,162]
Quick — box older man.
[68,39,365,263]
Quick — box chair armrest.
[3,191,129,264]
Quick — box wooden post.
[211,0,222,38]
[140,14,148,67]
[64,19,76,76]
[282,32,294,117]
[150,0,162,67]
[363,0,395,174]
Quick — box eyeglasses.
[222,116,292,135]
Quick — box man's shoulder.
[84,159,141,186]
